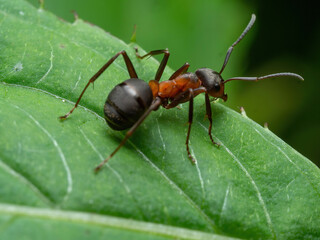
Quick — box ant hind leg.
[59,50,138,120]
[135,48,169,82]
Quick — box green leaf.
[0,0,319,239]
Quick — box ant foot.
[135,47,142,58]
[59,113,70,121]
[188,154,196,164]
[59,115,67,120]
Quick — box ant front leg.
[60,50,138,119]
[135,48,169,82]
[205,93,220,146]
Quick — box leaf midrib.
[0,203,239,240]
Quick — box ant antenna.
[220,14,304,83]
[219,14,256,75]
[224,72,304,83]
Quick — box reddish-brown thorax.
[148,73,201,99]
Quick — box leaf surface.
[0,1,319,239]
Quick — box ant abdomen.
[104,78,153,130]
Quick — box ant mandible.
[60,14,303,172]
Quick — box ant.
[60,14,303,172]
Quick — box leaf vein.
[253,127,320,197]
[217,184,231,225]
[0,157,54,206]
[79,128,149,220]
[131,143,218,232]
[190,146,206,200]
[7,101,73,203]
[79,129,130,193]
[72,72,82,92]
[198,122,275,238]
[36,41,54,84]
[156,119,166,155]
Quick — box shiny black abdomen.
[104,78,153,130]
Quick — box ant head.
[195,68,228,101]
[196,14,304,102]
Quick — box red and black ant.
[60,14,303,172]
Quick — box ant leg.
[186,89,195,163]
[165,87,206,109]
[135,48,169,82]
[60,50,138,119]
[95,97,162,172]
[164,87,206,163]
[205,93,220,146]
[169,63,190,80]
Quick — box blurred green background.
[27,0,320,166]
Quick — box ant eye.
[213,83,220,91]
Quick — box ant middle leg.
[135,48,190,82]
[60,50,138,119]
[164,87,206,163]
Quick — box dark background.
[27,0,320,166]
